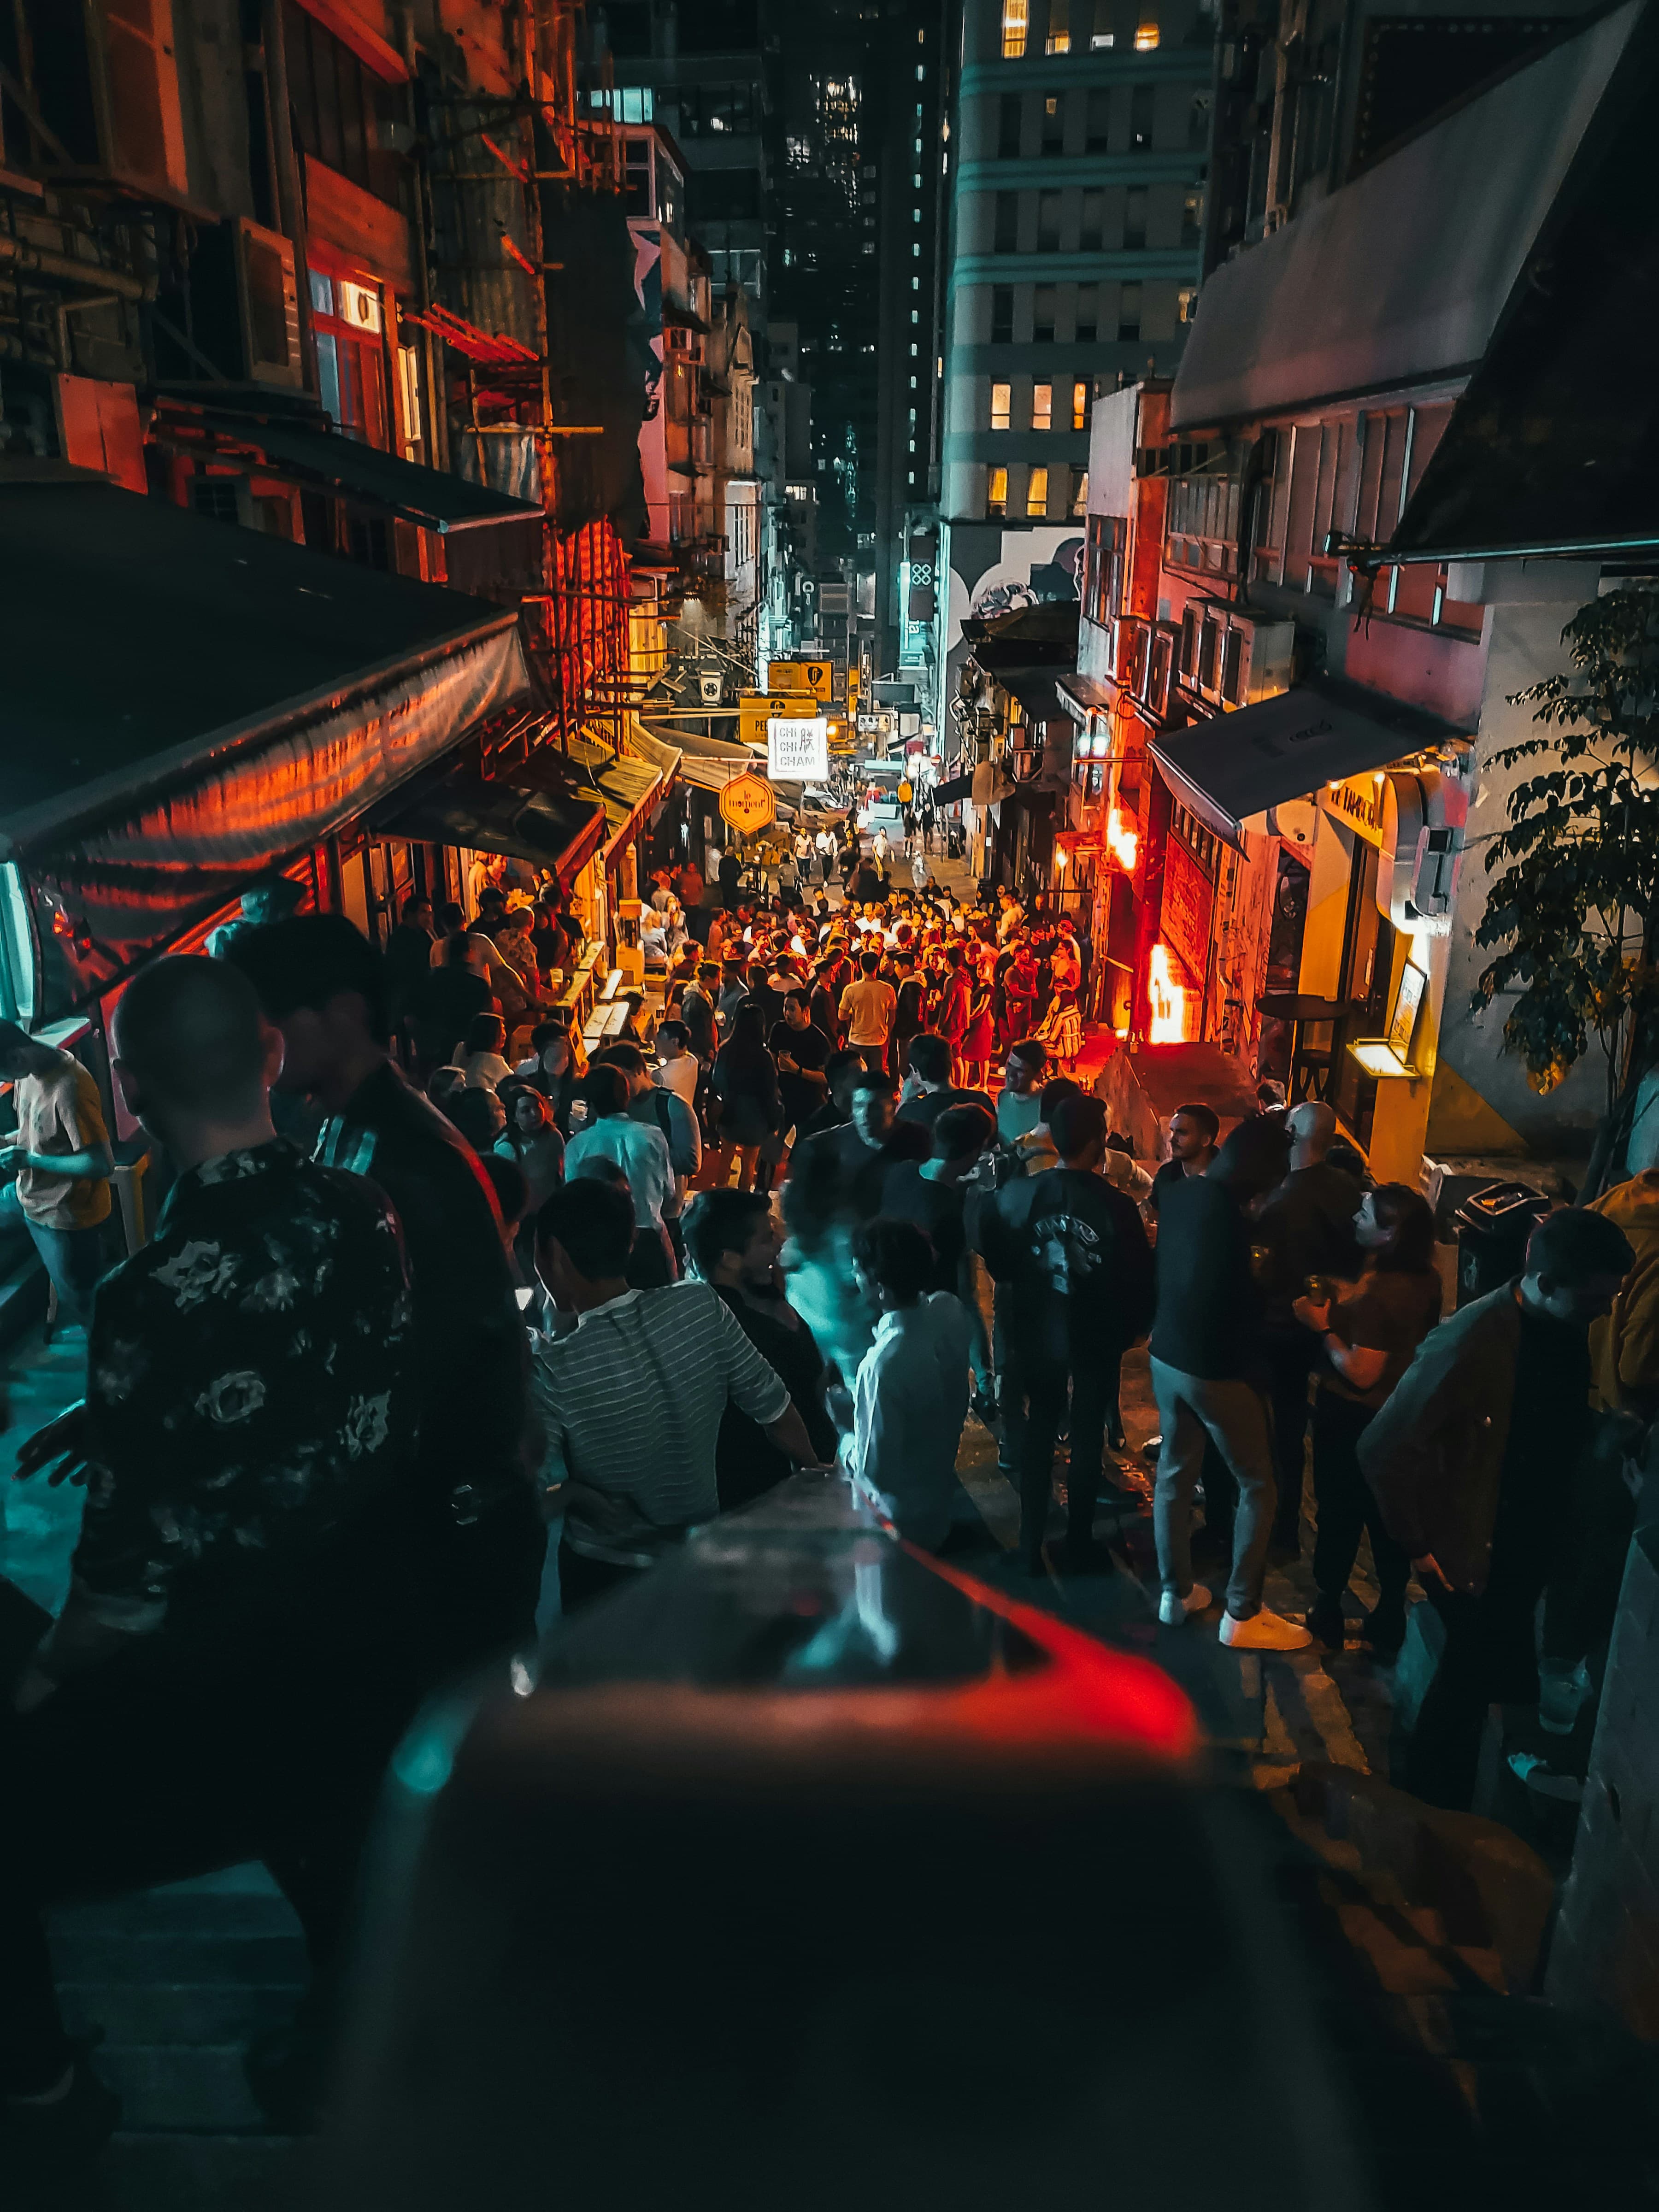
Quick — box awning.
[365,762,606,885]
[160,407,547,535]
[932,771,974,803]
[2,476,534,1012]
[519,732,663,863]
[1147,677,1467,849]
[1169,4,1639,429]
[626,718,684,786]
[998,670,1068,727]
[1056,673,1118,723]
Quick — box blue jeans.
[0,1183,112,1333]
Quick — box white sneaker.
[1219,1607,1313,1652]
[1158,1583,1212,1626]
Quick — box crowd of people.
[0,807,1653,2161]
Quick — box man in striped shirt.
[532,1180,824,1612]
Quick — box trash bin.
[1453,1181,1553,1307]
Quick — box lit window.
[990,381,1012,430]
[988,465,1009,517]
[1135,18,1159,45]
[1027,465,1049,517]
[1046,0,1070,52]
[1001,0,1028,58]
[1071,378,1088,430]
[1031,382,1052,431]
[1070,466,1088,516]
[1178,286,1198,324]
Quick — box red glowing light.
[1148,944,1187,1043]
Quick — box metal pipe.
[0,235,152,300]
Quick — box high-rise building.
[934,0,1215,728]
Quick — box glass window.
[988,465,1009,517]
[994,192,1019,251]
[999,93,1023,156]
[1124,186,1148,248]
[1182,188,1203,246]
[1118,281,1142,339]
[1034,284,1057,341]
[991,286,1015,342]
[1086,88,1111,153]
[1091,0,1114,44]
[1075,284,1098,341]
[1041,94,1064,153]
[1131,84,1155,149]
[1046,0,1070,52]
[1037,190,1061,249]
[1002,0,1029,58]
[1080,188,1104,250]
[990,381,1012,429]
[1071,378,1088,431]
[1070,465,1088,516]
[1135,16,1159,46]
[1027,466,1049,517]
[1032,382,1052,430]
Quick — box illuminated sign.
[1320,773,1387,847]
[739,692,815,747]
[718,771,777,835]
[767,659,833,700]
[767,717,829,781]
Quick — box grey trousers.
[1150,1358,1277,1620]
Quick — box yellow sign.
[739,691,815,747]
[768,659,833,701]
[719,771,777,835]
[1320,773,1387,848]
[847,669,861,716]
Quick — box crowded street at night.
[3,0,1659,2203]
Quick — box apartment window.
[990,381,1012,430]
[1178,285,1198,324]
[1135,16,1160,47]
[1027,465,1049,517]
[1071,378,1089,431]
[1182,188,1203,247]
[994,191,1019,252]
[1069,465,1088,516]
[1080,188,1104,251]
[998,93,1023,155]
[1131,84,1155,150]
[1040,94,1066,156]
[1037,189,1062,249]
[1124,186,1148,249]
[1002,0,1029,58]
[1091,0,1115,43]
[1085,88,1111,153]
[1034,283,1057,341]
[988,465,1009,518]
[1188,91,1211,149]
[1118,282,1142,339]
[309,268,388,447]
[283,1,399,206]
[1032,381,1052,430]
[991,286,1015,342]
[1075,283,1098,341]
[1046,0,1071,52]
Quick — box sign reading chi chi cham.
[719,771,777,835]
[766,716,829,782]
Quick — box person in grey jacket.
[1358,1205,1633,1808]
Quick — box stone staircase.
[17,1867,307,2212]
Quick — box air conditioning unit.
[1146,625,1175,718]
[1192,606,1294,709]
[189,218,302,388]
[14,0,188,200]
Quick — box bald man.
[2,955,423,2150]
[1255,1099,1365,1555]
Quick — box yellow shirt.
[16,1056,112,1231]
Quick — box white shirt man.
[845,1293,974,1550]
[564,1110,674,1230]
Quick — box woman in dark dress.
[709,999,781,1194]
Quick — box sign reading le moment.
[719,771,777,835]
[767,716,830,782]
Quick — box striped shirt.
[532,1282,791,1562]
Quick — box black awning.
[367,762,606,884]
[183,411,546,534]
[932,771,973,803]
[1148,677,1466,848]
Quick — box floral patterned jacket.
[75,1139,416,1629]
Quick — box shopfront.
[1145,674,1473,1180]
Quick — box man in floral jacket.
[1,955,420,2157]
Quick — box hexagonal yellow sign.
[718,770,777,836]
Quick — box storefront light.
[1106,807,1137,872]
[1147,942,1186,1042]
